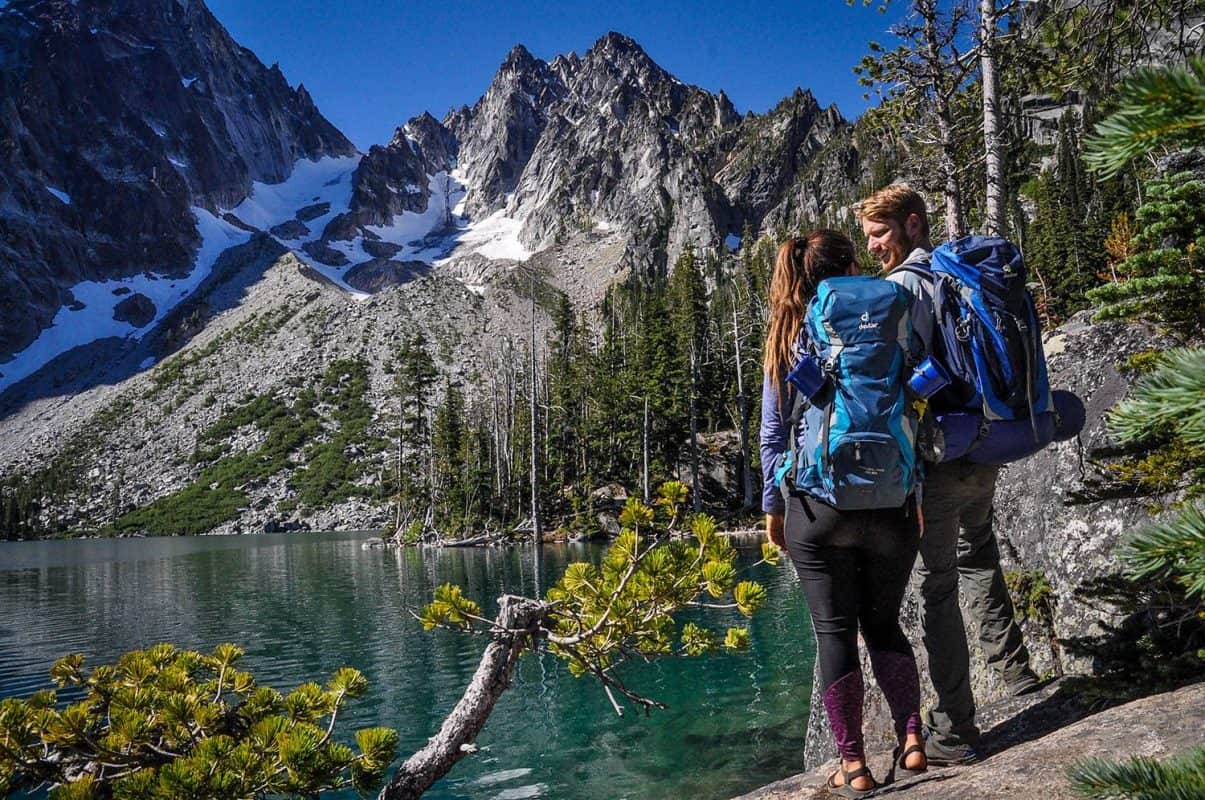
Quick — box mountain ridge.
[0,0,871,537]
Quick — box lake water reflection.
[0,532,815,799]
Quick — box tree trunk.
[922,0,966,240]
[529,276,543,551]
[642,396,650,504]
[378,596,551,800]
[937,105,966,240]
[689,341,701,513]
[980,0,1007,236]
[732,304,753,511]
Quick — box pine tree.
[667,249,708,508]
[431,381,467,533]
[1087,171,1205,339]
[392,333,438,530]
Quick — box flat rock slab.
[732,681,1204,800]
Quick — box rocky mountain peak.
[500,42,538,72]
[590,31,651,61]
[451,42,568,213]
[548,52,580,85]
[577,30,673,98]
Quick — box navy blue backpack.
[907,235,1057,463]
[774,276,922,510]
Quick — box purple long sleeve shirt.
[759,376,796,515]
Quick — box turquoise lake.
[0,532,816,799]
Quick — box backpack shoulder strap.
[892,263,933,281]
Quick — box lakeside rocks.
[736,681,1205,800]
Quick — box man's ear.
[905,213,923,243]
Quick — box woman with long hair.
[760,231,927,796]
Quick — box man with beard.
[857,184,1041,766]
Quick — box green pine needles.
[1110,347,1205,599]
[420,492,777,713]
[1084,57,1205,179]
[1119,506,1205,600]
[0,644,398,799]
[1069,746,1205,800]
[1109,348,1205,451]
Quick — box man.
[857,184,1040,765]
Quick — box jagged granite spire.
[449,43,569,213]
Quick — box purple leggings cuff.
[822,670,865,761]
[868,647,922,742]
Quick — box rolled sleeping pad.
[935,412,982,463]
[1051,389,1086,442]
[936,411,1056,464]
[935,389,1086,464]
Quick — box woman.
[760,231,927,796]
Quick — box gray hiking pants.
[918,461,1031,747]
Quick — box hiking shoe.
[922,734,981,766]
[1005,667,1042,697]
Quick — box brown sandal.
[892,742,928,779]
[826,762,878,797]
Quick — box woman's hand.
[766,513,785,551]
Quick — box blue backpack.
[775,276,921,510]
[905,235,1056,463]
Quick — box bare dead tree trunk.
[731,303,753,511]
[378,596,551,800]
[688,340,701,514]
[980,0,1007,236]
[642,395,650,504]
[529,275,543,551]
[922,0,966,240]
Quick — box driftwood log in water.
[433,531,508,547]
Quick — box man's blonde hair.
[856,183,930,239]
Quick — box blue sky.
[206,0,909,151]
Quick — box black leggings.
[784,491,922,760]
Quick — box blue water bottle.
[786,354,829,402]
[909,356,951,399]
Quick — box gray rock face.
[269,219,311,240]
[448,44,568,214]
[800,315,1180,770]
[713,89,854,230]
[112,293,156,328]
[343,259,431,292]
[0,0,354,361]
[508,33,739,270]
[436,32,859,277]
[321,111,460,242]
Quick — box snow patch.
[0,209,251,393]
[168,156,188,168]
[725,233,742,252]
[139,356,156,369]
[362,170,465,255]
[181,76,198,88]
[45,186,71,205]
[229,154,359,243]
[440,209,531,262]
